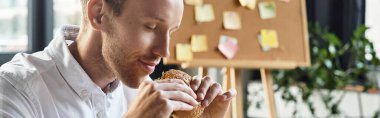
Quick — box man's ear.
[87,0,104,31]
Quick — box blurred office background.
[1,0,380,117]
[0,0,80,61]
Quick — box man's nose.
[152,33,170,58]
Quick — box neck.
[69,29,115,91]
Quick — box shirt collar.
[45,25,120,99]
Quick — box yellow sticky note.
[191,35,208,52]
[246,0,257,10]
[223,11,242,30]
[260,29,279,48]
[258,1,276,20]
[195,4,215,23]
[239,0,257,10]
[185,0,203,6]
[176,43,193,61]
[239,0,248,6]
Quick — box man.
[0,0,236,117]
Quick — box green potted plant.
[272,23,380,117]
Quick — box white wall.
[366,0,380,59]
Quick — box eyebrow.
[149,16,166,22]
[145,16,181,30]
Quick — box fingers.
[169,100,194,111]
[156,79,187,85]
[196,76,213,100]
[151,80,199,108]
[155,83,197,99]
[132,80,198,117]
[138,80,152,89]
[202,83,222,107]
[161,91,199,106]
[190,76,201,91]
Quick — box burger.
[159,69,204,118]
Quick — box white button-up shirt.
[0,25,141,118]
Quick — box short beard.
[101,20,144,88]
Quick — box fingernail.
[193,93,197,99]
[198,93,204,100]
[222,95,227,101]
[202,100,209,107]
[229,88,237,95]
[192,85,197,91]
[187,105,194,110]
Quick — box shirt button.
[81,90,89,97]
[97,111,104,118]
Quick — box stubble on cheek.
[102,34,147,88]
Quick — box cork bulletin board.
[164,0,310,69]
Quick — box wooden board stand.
[260,69,277,118]
[202,67,277,118]
[199,67,277,118]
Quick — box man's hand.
[124,79,198,118]
[190,76,237,118]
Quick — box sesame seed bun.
[160,69,204,118]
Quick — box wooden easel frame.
[260,69,277,118]
[198,67,277,118]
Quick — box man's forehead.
[124,0,183,22]
[125,0,183,12]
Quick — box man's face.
[101,0,184,88]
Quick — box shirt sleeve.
[0,76,38,118]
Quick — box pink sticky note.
[280,0,290,3]
[218,35,239,59]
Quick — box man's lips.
[139,59,159,72]
[140,59,159,66]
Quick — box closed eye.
[145,24,157,30]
